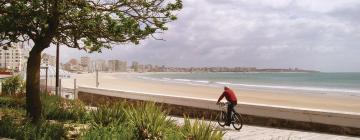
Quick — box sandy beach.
[61,72,360,113]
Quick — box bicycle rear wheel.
[232,112,243,130]
[217,111,226,127]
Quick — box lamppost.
[4,48,7,71]
[55,43,60,96]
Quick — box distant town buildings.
[131,61,139,72]
[94,59,107,72]
[80,56,91,72]
[58,56,317,74]
[0,43,29,72]
[108,60,127,72]
[80,57,91,67]
[41,53,56,66]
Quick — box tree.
[0,0,182,123]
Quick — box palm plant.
[89,102,127,126]
[181,116,225,140]
[125,102,178,140]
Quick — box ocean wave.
[138,76,360,95]
[174,79,192,82]
[215,82,360,94]
[193,80,210,84]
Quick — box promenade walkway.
[172,117,360,140]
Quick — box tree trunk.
[26,45,43,123]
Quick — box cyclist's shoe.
[225,122,231,126]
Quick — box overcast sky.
[44,0,360,72]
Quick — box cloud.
[43,0,360,72]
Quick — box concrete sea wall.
[77,86,360,136]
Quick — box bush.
[0,96,25,108]
[1,75,25,96]
[82,122,135,140]
[0,116,67,140]
[0,107,26,119]
[181,117,225,140]
[90,102,127,126]
[125,102,178,140]
[0,116,18,138]
[18,121,68,140]
[41,94,89,122]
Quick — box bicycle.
[216,102,243,130]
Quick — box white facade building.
[41,53,56,66]
[80,56,91,72]
[108,60,127,72]
[0,43,28,72]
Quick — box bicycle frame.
[218,102,235,114]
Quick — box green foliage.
[0,116,18,138]
[17,121,68,140]
[0,96,25,108]
[180,117,225,140]
[1,94,224,139]
[1,0,182,123]
[0,0,183,52]
[82,122,135,140]
[90,102,127,126]
[125,102,178,140]
[41,94,89,122]
[0,107,26,119]
[1,75,25,96]
[0,116,67,140]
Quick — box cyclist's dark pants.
[227,102,237,124]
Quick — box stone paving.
[172,117,360,140]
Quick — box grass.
[0,94,225,140]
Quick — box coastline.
[62,72,360,113]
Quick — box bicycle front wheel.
[217,111,226,127]
[232,113,243,130]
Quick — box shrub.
[125,102,178,140]
[181,117,225,140]
[89,102,127,126]
[0,116,67,140]
[41,94,89,122]
[81,122,135,140]
[17,121,67,140]
[1,75,25,96]
[0,96,25,108]
[0,107,26,119]
[0,116,18,138]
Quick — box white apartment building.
[80,56,91,72]
[0,43,29,72]
[108,60,127,72]
[93,59,107,72]
[41,53,56,66]
[80,56,91,67]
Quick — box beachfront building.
[131,61,139,72]
[94,59,107,72]
[0,43,29,72]
[80,56,90,67]
[108,60,127,72]
[80,56,91,72]
[41,53,56,66]
[63,58,84,72]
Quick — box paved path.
[172,117,360,140]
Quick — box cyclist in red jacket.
[217,86,238,126]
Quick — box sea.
[138,72,360,97]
